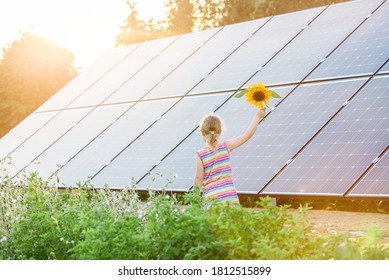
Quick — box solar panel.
[136,131,204,191]
[190,7,323,94]
[0,112,58,161]
[2,0,387,202]
[245,0,383,86]
[347,149,389,198]
[6,108,92,177]
[56,99,177,186]
[142,18,268,100]
[67,36,178,108]
[36,45,138,112]
[235,78,369,194]
[137,86,293,191]
[379,60,389,73]
[307,0,389,81]
[91,93,231,188]
[262,76,389,197]
[102,28,220,104]
[24,104,130,180]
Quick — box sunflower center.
[252,90,266,102]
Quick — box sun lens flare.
[245,83,272,109]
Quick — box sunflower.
[245,83,272,109]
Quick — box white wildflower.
[0,236,8,242]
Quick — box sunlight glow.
[0,0,165,69]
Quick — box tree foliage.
[116,0,167,46]
[116,0,348,45]
[165,0,195,35]
[0,32,76,138]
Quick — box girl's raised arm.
[225,108,266,152]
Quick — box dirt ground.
[293,209,389,246]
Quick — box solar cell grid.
[36,45,138,112]
[233,78,368,194]
[262,76,389,196]
[347,149,389,198]
[379,60,389,73]
[136,134,204,191]
[190,7,323,94]
[6,108,93,177]
[92,93,231,188]
[24,104,130,180]
[138,86,293,191]
[307,0,389,80]
[245,0,383,86]
[2,0,386,201]
[103,28,220,104]
[67,36,178,108]
[56,99,177,186]
[142,19,268,100]
[0,112,58,161]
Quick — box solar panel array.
[1,0,388,201]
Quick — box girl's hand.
[257,108,266,119]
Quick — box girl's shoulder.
[219,141,231,154]
[197,145,209,156]
[218,141,227,148]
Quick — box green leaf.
[234,89,247,98]
[269,91,281,98]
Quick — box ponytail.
[198,114,224,151]
[205,132,219,151]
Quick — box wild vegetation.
[1,163,388,260]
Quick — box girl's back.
[197,142,239,205]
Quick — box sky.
[0,0,166,69]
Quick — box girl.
[195,108,266,206]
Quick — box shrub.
[1,171,388,260]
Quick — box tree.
[116,0,348,46]
[195,0,348,28]
[165,0,195,35]
[195,0,260,29]
[256,0,349,17]
[0,32,77,138]
[116,0,166,46]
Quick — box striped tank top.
[196,142,240,205]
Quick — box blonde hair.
[198,113,224,151]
